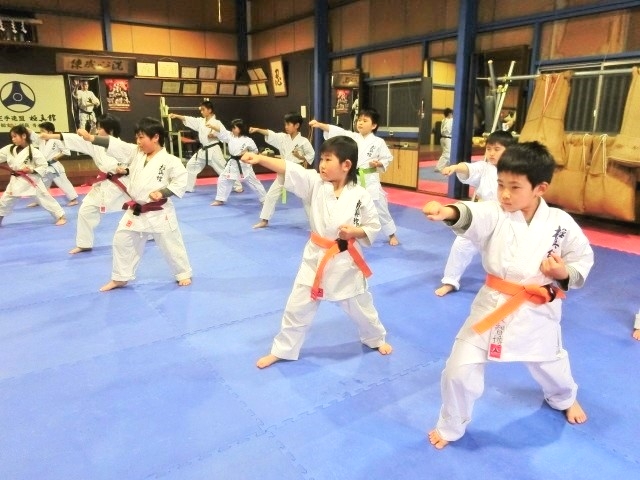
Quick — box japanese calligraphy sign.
[56,53,135,76]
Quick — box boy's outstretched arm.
[422,201,460,222]
[248,127,268,136]
[241,152,286,174]
[308,119,330,132]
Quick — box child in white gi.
[27,122,79,207]
[435,108,453,172]
[40,114,131,254]
[435,130,515,296]
[309,109,400,246]
[169,100,242,193]
[206,118,267,206]
[0,125,66,226]
[78,117,192,292]
[249,112,315,228]
[422,141,594,449]
[241,136,392,369]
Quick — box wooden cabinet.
[380,146,418,189]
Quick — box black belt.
[227,155,244,177]
[201,142,222,161]
[441,136,451,138]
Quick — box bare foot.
[388,234,399,246]
[67,199,79,206]
[256,354,280,369]
[211,200,224,206]
[428,429,450,449]
[378,343,393,355]
[253,219,268,229]
[55,216,67,226]
[27,202,39,208]
[69,246,92,254]
[178,278,192,286]
[435,284,456,297]
[99,280,127,292]
[633,329,640,341]
[233,185,244,193]
[565,400,587,424]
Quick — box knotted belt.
[201,141,221,162]
[472,273,566,334]
[309,232,372,300]
[227,155,244,178]
[0,164,36,187]
[122,198,167,216]
[93,171,128,194]
[357,167,377,187]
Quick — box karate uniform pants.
[215,169,267,203]
[258,174,284,221]
[111,227,192,283]
[0,185,65,221]
[185,146,239,192]
[440,236,478,290]
[42,163,78,201]
[435,339,578,442]
[435,138,451,171]
[372,188,397,238]
[271,283,388,360]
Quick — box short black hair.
[38,121,56,133]
[486,130,515,148]
[230,118,248,136]
[97,114,121,138]
[284,112,303,127]
[444,108,453,117]
[497,141,556,187]
[9,124,30,141]
[135,117,165,147]
[357,108,380,132]
[319,136,358,184]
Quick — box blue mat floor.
[1,179,639,479]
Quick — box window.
[366,78,422,136]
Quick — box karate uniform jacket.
[457,160,498,201]
[0,144,48,196]
[216,128,259,180]
[264,130,315,166]
[284,163,381,301]
[450,199,594,362]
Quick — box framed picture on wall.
[235,85,250,96]
[161,81,181,94]
[198,66,216,80]
[257,82,268,95]
[157,61,179,78]
[181,66,198,79]
[182,83,198,95]
[216,65,237,81]
[253,67,267,80]
[218,83,235,96]
[136,62,156,77]
[200,81,218,95]
[269,57,287,96]
[249,84,259,96]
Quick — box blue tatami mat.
[1,178,639,479]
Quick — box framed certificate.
[198,66,216,80]
[200,81,218,95]
[181,66,198,79]
[161,81,181,94]
[136,62,156,77]
[157,61,179,78]
[235,85,249,96]
[218,83,235,95]
[216,65,237,81]
[182,83,198,95]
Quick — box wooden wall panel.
[275,24,296,55]
[337,1,370,50]
[405,0,455,36]
[627,9,640,51]
[35,14,64,48]
[476,27,533,52]
[294,17,314,52]
[111,23,134,53]
[60,17,103,50]
[170,30,206,59]
[204,33,238,61]
[56,0,101,16]
[249,30,277,61]
[428,38,458,59]
[130,25,171,56]
[479,0,555,23]
[370,0,406,43]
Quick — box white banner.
[0,74,70,133]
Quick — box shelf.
[136,76,243,83]
[144,93,245,97]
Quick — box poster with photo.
[104,78,131,111]
[68,75,102,132]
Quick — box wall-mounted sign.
[56,53,135,76]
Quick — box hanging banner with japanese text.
[0,74,69,133]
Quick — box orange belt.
[472,273,566,334]
[309,232,372,300]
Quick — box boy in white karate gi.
[309,109,400,246]
[422,141,594,449]
[27,122,79,207]
[40,114,131,254]
[241,136,392,369]
[0,125,66,226]
[169,100,241,193]
[249,112,315,228]
[78,117,192,292]
[206,118,267,206]
[435,130,515,296]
